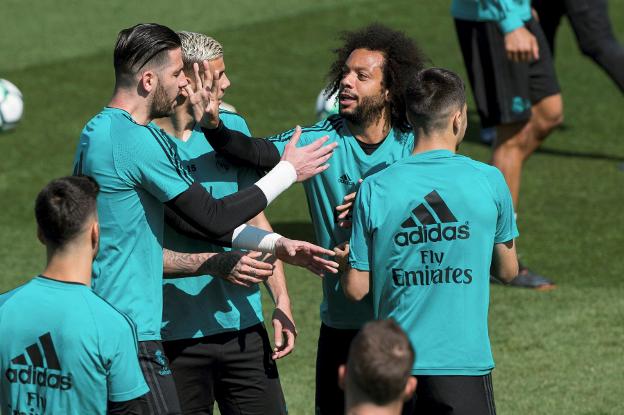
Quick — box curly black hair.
[326,23,428,132]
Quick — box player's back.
[0,276,147,414]
[73,107,192,340]
[356,149,517,375]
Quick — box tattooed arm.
[162,249,275,287]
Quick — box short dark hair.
[347,319,414,405]
[404,67,466,133]
[35,176,100,249]
[326,23,428,132]
[114,23,181,84]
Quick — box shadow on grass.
[463,110,624,163]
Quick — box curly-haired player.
[200,23,427,414]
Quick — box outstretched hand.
[274,237,339,276]
[183,60,222,129]
[281,126,337,182]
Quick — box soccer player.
[154,32,292,414]
[338,320,416,415]
[452,0,563,289]
[345,68,519,414]
[73,23,338,413]
[0,176,148,415]
[200,24,427,414]
[533,0,623,92]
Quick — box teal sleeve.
[106,319,149,402]
[491,169,519,243]
[496,0,527,33]
[348,181,373,271]
[114,126,193,203]
[226,113,252,136]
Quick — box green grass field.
[2,1,623,413]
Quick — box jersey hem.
[410,367,493,376]
[161,316,264,342]
[108,383,150,402]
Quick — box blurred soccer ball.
[315,88,339,121]
[0,79,24,132]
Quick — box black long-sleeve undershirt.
[202,122,281,170]
[164,181,266,247]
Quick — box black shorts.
[163,324,287,415]
[137,340,182,414]
[315,323,360,415]
[455,18,560,127]
[402,374,496,415]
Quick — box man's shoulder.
[455,155,503,179]
[268,115,343,142]
[83,108,153,143]
[0,281,30,309]
[83,291,137,334]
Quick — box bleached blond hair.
[177,31,223,71]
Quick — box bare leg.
[492,94,563,208]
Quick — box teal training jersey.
[268,115,414,329]
[73,107,194,341]
[0,276,148,415]
[161,110,264,341]
[451,0,531,33]
[349,150,518,375]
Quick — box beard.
[340,93,386,126]
[150,82,176,119]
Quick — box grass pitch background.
[1,1,623,413]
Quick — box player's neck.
[108,88,152,126]
[42,245,93,287]
[412,127,458,155]
[346,110,391,144]
[153,107,194,142]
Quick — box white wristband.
[255,161,297,205]
[231,224,283,254]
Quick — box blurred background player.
[452,0,562,289]
[154,31,292,415]
[0,176,148,415]
[200,24,427,414]
[532,0,624,93]
[72,23,338,414]
[338,320,416,415]
[345,68,519,414]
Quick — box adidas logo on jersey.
[394,190,470,246]
[4,332,72,391]
[338,174,355,186]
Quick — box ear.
[37,226,46,245]
[452,110,462,136]
[403,376,417,401]
[338,364,347,391]
[91,220,100,252]
[139,70,157,93]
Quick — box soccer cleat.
[490,262,556,291]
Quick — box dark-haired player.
[452,0,562,289]
[0,176,148,415]
[339,320,416,415]
[72,23,338,413]
[155,31,292,415]
[200,23,427,413]
[345,68,519,414]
